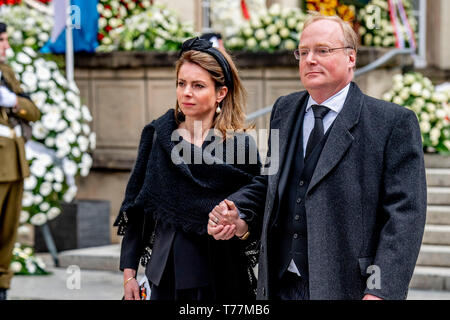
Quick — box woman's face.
[177,62,227,121]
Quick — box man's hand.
[224,199,248,237]
[362,294,383,300]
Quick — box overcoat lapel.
[307,82,364,194]
[267,92,309,197]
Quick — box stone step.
[57,244,144,274]
[422,225,450,245]
[424,155,450,169]
[410,266,450,291]
[426,205,450,225]
[58,244,120,271]
[54,245,450,292]
[426,168,450,187]
[417,245,450,267]
[427,187,450,205]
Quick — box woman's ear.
[216,86,228,104]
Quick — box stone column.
[426,0,450,70]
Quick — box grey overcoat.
[229,82,427,300]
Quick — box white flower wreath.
[0,4,53,51]
[382,72,450,153]
[358,0,417,48]
[210,0,267,39]
[225,3,306,52]
[100,3,195,52]
[7,46,96,226]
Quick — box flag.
[41,0,99,54]
[241,0,250,20]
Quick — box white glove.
[0,86,17,108]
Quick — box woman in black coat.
[114,37,261,300]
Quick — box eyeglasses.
[294,46,354,60]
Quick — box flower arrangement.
[358,0,417,47]
[97,0,153,51]
[0,0,22,5]
[226,4,307,52]
[303,0,356,25]
[8,46,96,226]
[10,243,50,275]
[0,4,53,51]
[211,0,267,39]
[102,3,195,52]
[382,72,450,153]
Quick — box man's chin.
[302,79,326,89]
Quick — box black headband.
[179,37,234,91]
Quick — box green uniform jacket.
[0,62,40,182]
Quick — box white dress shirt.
[287,83,351,276]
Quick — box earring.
[216,102,221,114]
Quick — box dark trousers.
[149,251,214,301]
[275,271,310,300]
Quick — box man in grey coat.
[207,14,427,300]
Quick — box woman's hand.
[209,200,238,225]
[123,268,140,300]
[207,221,236,240]
[207,199,248,240]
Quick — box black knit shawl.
[114,109,261,236]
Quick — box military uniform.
[0,62,40,290]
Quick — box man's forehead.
[305,19,342,30]
[299,21,344,45]
[299,41,336,48]
[299,37,345,47]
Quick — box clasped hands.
[207,199,248,240]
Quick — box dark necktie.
[305,104,330,160]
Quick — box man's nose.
[304,51,317,63]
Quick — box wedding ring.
[215,218,219,224]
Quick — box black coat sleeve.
[119,209,145,271]
[114,123,155,271]
[227,100,281,240]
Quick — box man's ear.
[348,49,356,69]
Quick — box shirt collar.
[306,83,351,114]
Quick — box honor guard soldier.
[0,22,40,300]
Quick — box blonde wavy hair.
[174,49,250,138]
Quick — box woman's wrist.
[123,268,136,282]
